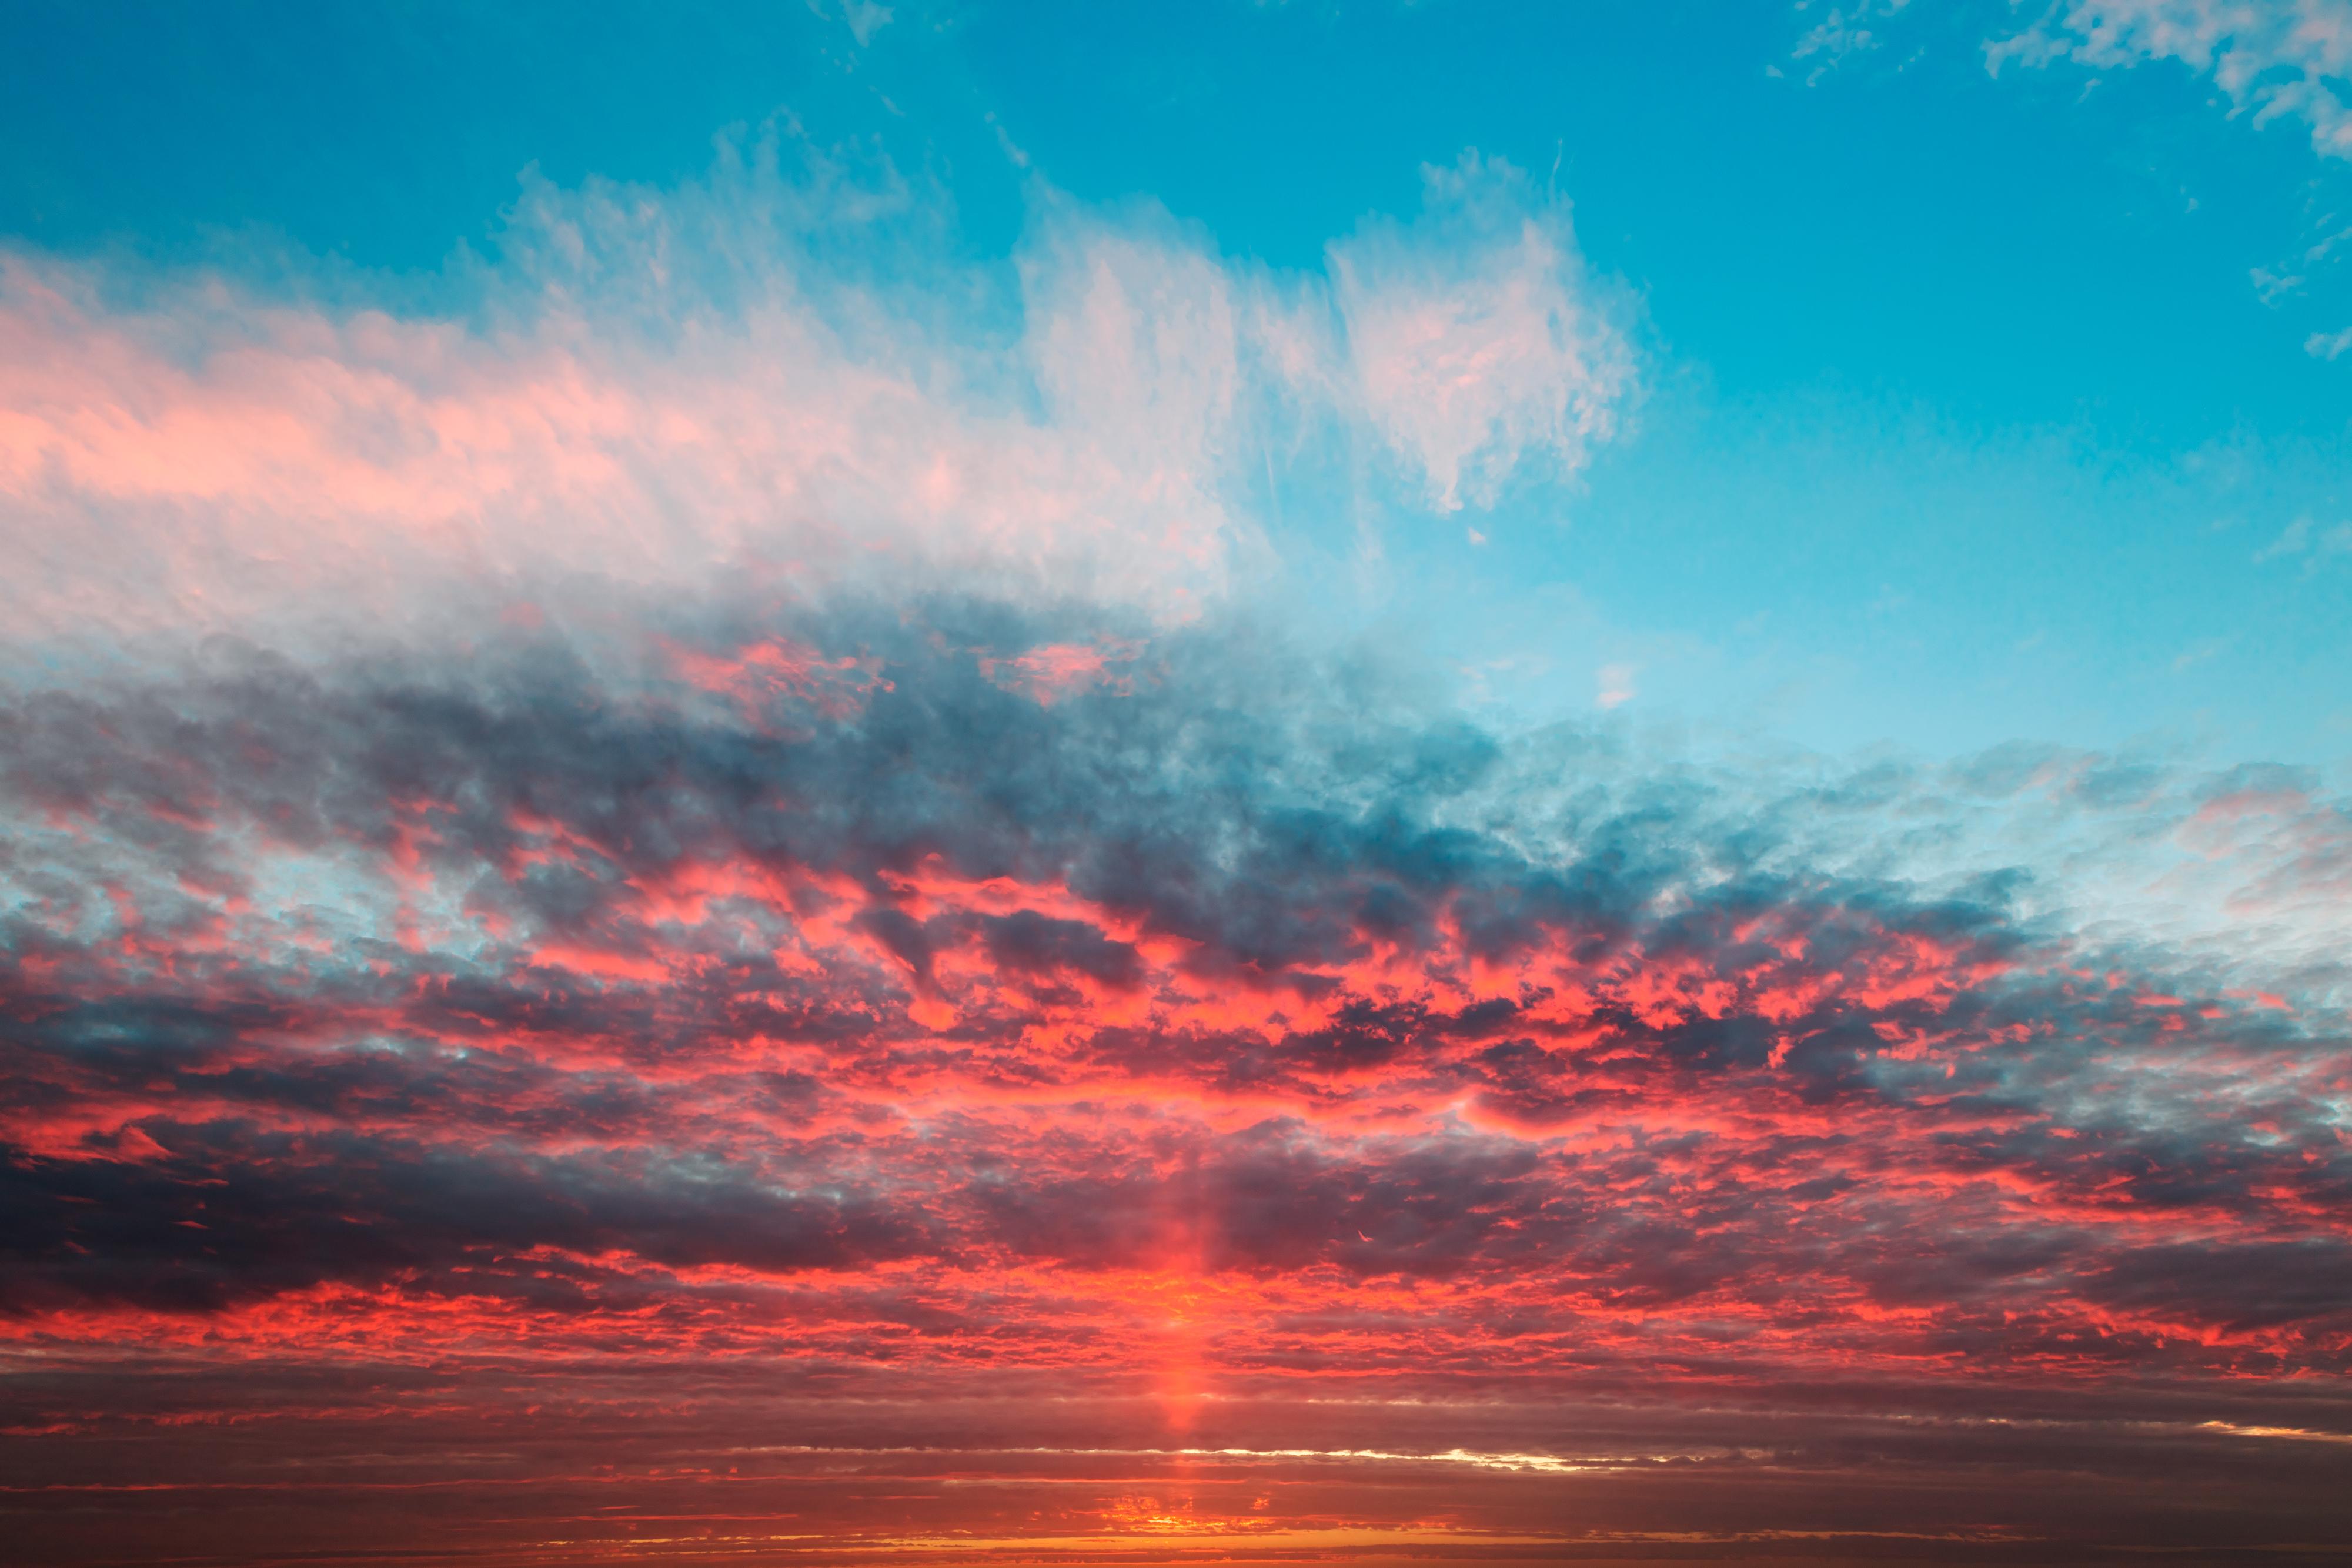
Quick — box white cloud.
[1789,0,1915,82]
[2252,265,2306,304]
[2306,323,2352,357]
[2257,517,2315,560]
[2251,514,2352,566]
[1987,1,2352,161]
[808,0,893,46]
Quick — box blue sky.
[2,0,2347,765]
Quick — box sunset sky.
[4,3,2351,1563]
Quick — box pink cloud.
[0,175,1255,646]
[0,142,1639,657]
[980,637,1145,704]
[1324,154,1636,512]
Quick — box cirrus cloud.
[0,138,1636,659]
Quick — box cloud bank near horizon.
[5,604,2346,1356]
[4,603,2348,1557]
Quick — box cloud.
[0,138,1636,663]
[2,603,2348,1557]
[2311,324,2352,360]
[3,85,2340,1563]
[0,140,1245,642]
[811,0,894,46]
[1319,155,1637,512]
[1789,0,1916,81]
[980,637,1144,704]
[1987,0,2352,160]
[2252,513,2352,569]
[3,608,2344,1363]
[1595,662,1637,708]
[2257,517,2314,559]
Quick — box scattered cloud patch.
[2254,514,2352,565]
[810,0,893,46]
[1987,0,2352,161]
[2307,323,2352,357]
[1790,0,1915,82]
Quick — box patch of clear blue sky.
[2,0,2345,767]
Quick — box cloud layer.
[5,123,2348,1567]
[0,139,1633,654]
[3,600,2347,1558]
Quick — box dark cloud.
[2,602,2348,1561]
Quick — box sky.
[1,2,2350,1563]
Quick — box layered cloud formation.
[6,597,2351,1558]
[6,607,2348,1358]
[4,134,2350,1564]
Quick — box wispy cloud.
[1987,0,2352,160]
[2308,323,2352,358]
[1789,0,1915,82]
[1595,661,1637,707]
[2253,513,2352,566]
[0,137,1637,658]
[1318,154,1637,512]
